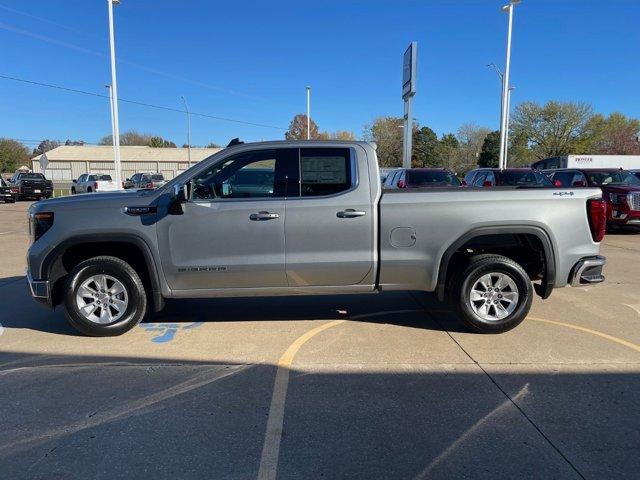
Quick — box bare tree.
[456,123,490,171]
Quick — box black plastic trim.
[436,225,556,301]
[40,233,164,312]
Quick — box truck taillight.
[587,198,607,243]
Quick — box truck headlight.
[608,193,626,204]
[29,212,54,243]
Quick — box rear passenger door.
[284,146,375,287]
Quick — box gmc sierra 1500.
[27,140,607,336]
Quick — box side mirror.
[554,179,562,187]
[72,179,77,183]
[126,178,131,182]
[397,180,406,188]
[461,180,468,186]
[173,183,188,202]
[482,180,493,187]
[572,180,586,187]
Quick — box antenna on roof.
[227,138,244,148]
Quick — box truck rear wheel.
[450,254,533,334]
[62,256,148,336]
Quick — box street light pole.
[498,0,520,170]
[181,96,192,168]
[105,84,116,150]
[107,0,122,187]
[306,86,311,140]
[504,85,515,166]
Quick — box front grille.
[629,192,640,211]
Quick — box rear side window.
[299,148,352,197]
[472,172,487,186]
[152,174,164,181]
[99,175,112,181]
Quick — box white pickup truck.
[27,140,607,337]
[71,173,119,194]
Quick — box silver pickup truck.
[26,140,607,336]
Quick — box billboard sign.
[402,41,417,99]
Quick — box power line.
[0,73,285,131]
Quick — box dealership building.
[532,154,640,170]
[30,145,222,185]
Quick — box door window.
[299,148,352,197]
[190,149,296,200]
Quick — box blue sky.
[0,0,638,149]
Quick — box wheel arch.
[42,234,164,312]
[435,225,556,302]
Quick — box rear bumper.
[569,255,606,287]
[19,185,53,197]
[26,269,52,307]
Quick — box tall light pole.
[181,96,192,167]
[498,0,520,170]
[105,84,116,152]
[107,0,122,187]
[504,86,515,166]
[306,86,311,140]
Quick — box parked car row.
[380,165,640,230]
[70,172,166,194]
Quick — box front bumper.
[26,269,51,307]
[569,255,606,287]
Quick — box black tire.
[62,256,148,336]
[449,254,533,334]
[87,187,92,193]
[71,188,76,195]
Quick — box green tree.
[32,139,60,156]
[511,101,594,159]
[285,114,321,140]
[478,131,501,167]
[99,130,152,146]
[435,133,460,170]
[148,136,177,148]
[363,116,404,167]
[412,126,438,167]
[0,138,30,173]
[585,112,640,155]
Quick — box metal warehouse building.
[31,145,222,184]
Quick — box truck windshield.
[405,170,461,187]
[500,170,553,186]
[586,170,640,186]
[97,175,113,181]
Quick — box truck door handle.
[337,209,366,218]
[250,211,280,221]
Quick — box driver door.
[157,148,297,291]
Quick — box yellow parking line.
[257,308,424,480]
[528,316,640,353]
[257,319,346,480]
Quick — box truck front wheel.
[450,254,533,334]
[62,256,148,336]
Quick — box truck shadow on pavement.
[0,350,638,480]
[0,277,469,336]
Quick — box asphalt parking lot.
[1,201,639,480]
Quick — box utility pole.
[181,96,192,167]
[107,0,122,187]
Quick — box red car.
[545,168,640,227]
